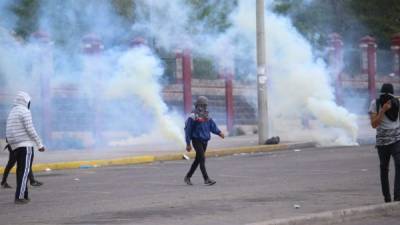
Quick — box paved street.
[0,145,395,225]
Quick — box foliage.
[273,0,400,49]
[187,0,237,34]
[193,57,218,80]
[111,0,136,22]
[10,0,39,38]
[348,0,400,48]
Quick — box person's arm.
[370,101,391,129]
[185,117,194,151]
[21,110,45,150]
[210,119,224,138]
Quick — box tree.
[187,0,237,34]
[349,0,400,48]
[273,0,400,49]
[111,0,136,22]
[10,0,40,39]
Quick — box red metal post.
[328,33,343,105]
[391,33,400,76]
[182,49,192,115]
[129,37,147,48]
[175,50,183,82]
[224,70,234,134]
[32,31,52,145]
[82,34,104,55]
[360,36,377,101]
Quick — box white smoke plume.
[106,46,184,146]
[233,0,358,145]
[0,0,358,149]
[122,0,359,146]
[0,0,187,149]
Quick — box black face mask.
[194,103,208,120]
[27,101,31,110]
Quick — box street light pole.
[256,0,269,144]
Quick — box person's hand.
[38,147,45,152]
[382,101,392,112]
[219,132,225,139]
[186,145,192,152]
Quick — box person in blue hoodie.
[184,96,224,186]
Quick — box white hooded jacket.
[6,92,44,150]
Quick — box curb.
[247,202,400,225]
[0,142,315,173]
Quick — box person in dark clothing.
[1,141,43,189]
[369,83,400,202]
[184,96,224,186]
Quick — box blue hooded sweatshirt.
[185,113,221,145]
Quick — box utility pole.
[256,0,269,144]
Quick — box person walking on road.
[184,96,224,186]
[369,83,400,203]
[1,139,43,189]
[6,92,46,204]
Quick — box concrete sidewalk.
[0,135,315,173]
[249,202,400,225]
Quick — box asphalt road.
[0,145,395,225]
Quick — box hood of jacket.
[13,91,31,108]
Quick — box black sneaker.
[184,177,193,185]
[30,180,43,187]
[1,182,12,189]
[14,199,29,204]
[204,179,216,186]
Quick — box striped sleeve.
[21,110,43,148]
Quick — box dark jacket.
[185,114,221,145]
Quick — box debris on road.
[265,136,280,145]
[183,154,190,160]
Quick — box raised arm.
[370,101,391,129]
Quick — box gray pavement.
[0,145,392,225]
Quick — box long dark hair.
[379,83,399,121]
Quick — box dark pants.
[377,141,400,202]
[1,148,35,184]
[186,139,209,181]
[15,147,33,200]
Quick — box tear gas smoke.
[0,0,359,149]
[106,46,184,145]
[224,0,358,145]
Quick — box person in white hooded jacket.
[6,91,45,204]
